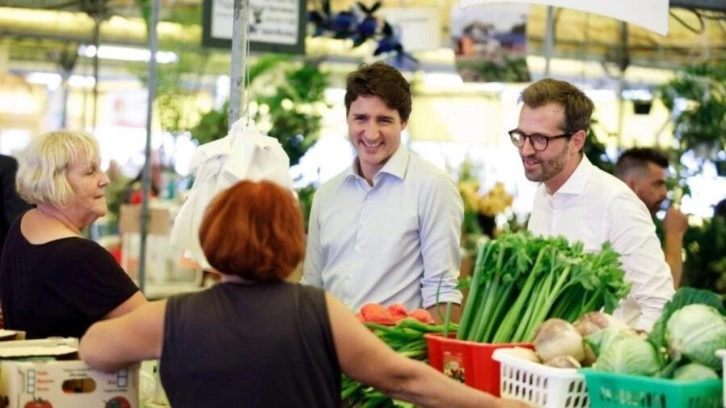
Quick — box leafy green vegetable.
[594,335,663,376]
[673,363,719,381]
[585,327,628,358]
[647,287,726,352]
[457,232,631,343]
[666,304,726,370]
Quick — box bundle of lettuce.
[587,288,726,380]
[457,231,632,343]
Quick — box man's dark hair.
[344,62,412,121]
[519,78,594,134]
[614,147,669,180]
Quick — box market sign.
[202,0,306,54]
[458,0,669,36]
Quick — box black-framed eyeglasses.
[508,129,574,151]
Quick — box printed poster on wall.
[202,0,305,54]
[450,3,531,83]
[459,0,669,36]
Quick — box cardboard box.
[119,204,170,235]
[0,338,139,408]
[0,331,25,342]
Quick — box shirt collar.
[344,145,409,182]
[378,145,408,180]
[553,154,594,196]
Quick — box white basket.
[717,349,726,408]
[492,348,589,408]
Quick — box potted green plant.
[658,62,726,159]
[189,57,330,167]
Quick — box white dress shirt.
[169,119,292,269]
[302,145,464,312]
[528,156,674,331]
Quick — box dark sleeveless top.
[159,281,341,408]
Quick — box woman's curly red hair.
[199,180,305,281]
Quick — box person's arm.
[301,193,324,287]
[608,193,674,331]
[426,303,461,324]
[662,207,688,288]
[80,300,166,373]
[419,174,464,319]
[105,291,148,319]
[326,294,524,408]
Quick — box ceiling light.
[78,45,178,64]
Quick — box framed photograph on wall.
[450,3,531,83]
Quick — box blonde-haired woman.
[0,130,146,339]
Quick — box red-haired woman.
[79,180,524,408]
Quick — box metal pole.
[138,0,160,295]
[228,0,249,129]
[616,21,628,146]
[543,6,554,78]
[92,17,100,130]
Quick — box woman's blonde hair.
[16,130,99,207]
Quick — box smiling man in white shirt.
[302,62,464,322]
[512,78,674,331]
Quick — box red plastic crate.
[424,333,533,397]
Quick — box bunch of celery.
[457,231,631,343]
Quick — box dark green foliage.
[658,62,726,154]
[254,60,330,166]
[680,217,726,302]
[189,57,329,166]
[584,119,617,174]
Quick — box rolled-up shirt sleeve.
[607,192,674,331]
[419,174,464,308]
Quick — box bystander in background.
[615,147,688,288]
[0,153,33,328]
[0,154,32,252]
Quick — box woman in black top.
[80,180,525,408]
[0,130,146,338]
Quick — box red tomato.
[360,304,394,325]
[24,399,52,408]
[105,396,131,408]
[386,304,408,321]
[408,309,434,324]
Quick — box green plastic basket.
[580,369,723,408]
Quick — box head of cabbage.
[666,304,726,370]
[594,333,662,376]
[673,363,719,381]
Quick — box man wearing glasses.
[511,78,673,331]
